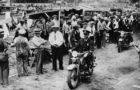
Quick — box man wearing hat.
[49,25,64,71]
[31,28,47,75]
[14,19,29,41]
[51,15,60,28]
[0,22,9,40]
[0,30,9,86]
[70,25,80,48]
[11,28,30,77]
[79,21,87,39]
[73,29,94,74]
[62,19,72,48]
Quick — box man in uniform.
[73,29,94,74]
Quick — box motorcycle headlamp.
[71,57,77,62]
[72,51,78,58]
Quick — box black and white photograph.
[0,0,140,90]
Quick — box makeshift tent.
[28,12,49,20]
[64,9,83,16]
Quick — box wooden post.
[138,52,140,68]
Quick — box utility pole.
[10,0,11,6]
[74,0,76,9]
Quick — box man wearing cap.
[30,28,47,74]
[96,17,104,48]
[70,26,80,48]
[73,29,94,74]
[79,22,87,39]
[51,15,60,28]
[49,26,64,71]
[0,22,9,40]
[74,29,94,52]
[62,19,72,48]
[71,17,78,28]
[11,29,30,77]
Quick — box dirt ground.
[0,32,140,90]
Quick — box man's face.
[84,34,89,39]
[35,33,41,37]
[53,28,58,32]
[83,24,87,28]
[54,17,57,20]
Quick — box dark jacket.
[0,39,8,52]
[70,30,81,47]
[74,38,94,52]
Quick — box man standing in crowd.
[108,16,115,43]
[63,18,72,48]
[49,26,64,71]
[96,17,104,48]
[79,22,87,39]
[14,19,29,40]
[51,15,60,28]
[11,29,30,77]
[70,26,81,48]
[71,17,78,28]
[0,30,9,86]
[30,28,47,75]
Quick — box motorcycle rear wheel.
[67,69,79,89]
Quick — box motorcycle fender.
[67,64,77,70]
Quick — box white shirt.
[79,28,84,38]
[49,31,64,47]
[71,15,76,21]
[30,36,46,48]
[27,19,33,28]
[63,22,71,34]
[71,20,77,27]
[114,20,119,29]
[52,19,60,27]
[2,24,9,39]
[91,25,96,36]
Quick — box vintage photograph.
[0,0,140,90]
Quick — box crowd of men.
[0,8,136,86]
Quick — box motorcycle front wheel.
[67,69,79,89]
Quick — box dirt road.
[1,34,140,90]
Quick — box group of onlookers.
[0,9,137,87]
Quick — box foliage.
[129,0,139,3]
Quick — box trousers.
[0,61,9,85]
[17,55,29,77]
[51,45,64,70]
[35,49,43,75]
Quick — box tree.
[130,0,139,3]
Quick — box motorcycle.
[67,50,96,89]
[118,31,133,53]
[133,43,140,68]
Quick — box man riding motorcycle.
[72,29,94,74]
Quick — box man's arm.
[11,37,18,47]
[48,33,55,46]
